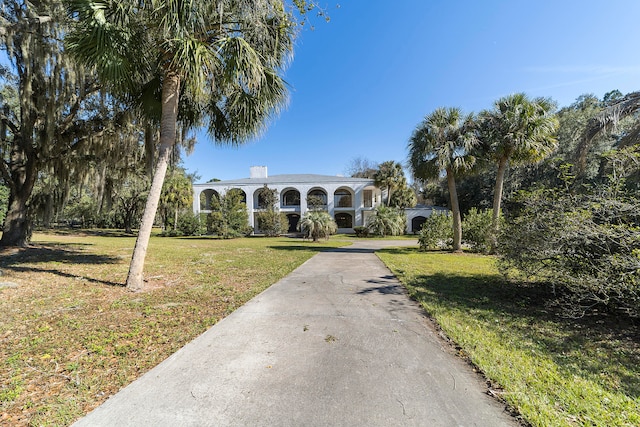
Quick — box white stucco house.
[192,166,444,234]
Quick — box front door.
[287,214,300,233]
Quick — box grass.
[0,230,349,426]
[331,233,418,240]
[377,248,640,427]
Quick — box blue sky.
[189,1,640,181]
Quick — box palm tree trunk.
[144,122,155,179]
[126,71,181,291]
[173,207,178,231]
[490,156,508,252]
[446,169,463,252]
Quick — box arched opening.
[254,186,276,209]
[412,216,427,233]
[286,213,300,233]
[200,189,219,210]
[227,188,246,205]
[334,189,353,208]
[282,189,301,207]
[307,188,327,209]
[335,212,353,228]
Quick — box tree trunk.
[173,207,178,231]
[125,71,181,291]
[490,156,509,252]
[1,187,34,247]
[446,169,463,253]
[144,123,155,179]
[0,144,38,247]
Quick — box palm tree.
[574,91,640,174]
[374,160,405,206]
[160,168,193,231]
[480,93,559,246]
[365,205,405,237]
[408,107,478,252]
[66,0,296,290]
[298,210,337,242]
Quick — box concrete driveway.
[72,239,517,427]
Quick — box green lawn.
[0,231,349,426]
[377,248,640,427]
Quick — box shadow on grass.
[267,245,346,253]
[376,247,421,256]
[39,228,136,238]
[0,244,123,287]
[406,270,640,398]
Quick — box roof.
[194,174,374,187]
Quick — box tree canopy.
[66,0,298,289]
[408,107,478,251]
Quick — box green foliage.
[409,107,478,251]
[0,184,8,226]
[114,176,148,234]
[462,208,494,253]
[255,185,287,236]
[374,160,406,206]
[306,195,325,210]
[256,211,288,237]
[62,196,100,227]
[176,213,204,236]
[480,93,559,167]
[418,211,453,251]
[160,168,193,231]
[366,205,405,237]
[257,185,278,209]
[298,210,337,242]
[389,184,417,208]
[353,226,369,237]
[497,171,640,317]
[207,190,252,238]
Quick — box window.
[335,213,353,228]
[282,189,301,206]
[334,189,352,208]
[364,190,373,208]
[412,216,426,233]
[307,189,327,209]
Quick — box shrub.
[159,229,184,237]
[418,211,453,251]
[62,196,100,228]
[366,205,405,237]
[255,185,288,236]
[207,191,252,238]
[298,210,337,241]
[255,211,288,237]
[462,208,494,253]
[498,185,640,318]
[176,213,204,236]
[353,226,369,237]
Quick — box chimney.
[250,166,268,179]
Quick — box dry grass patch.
[0,231,347,426]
